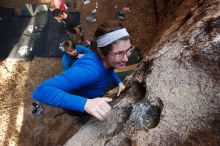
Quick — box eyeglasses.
[109,45,135,61]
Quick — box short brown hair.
[63,40,75,51]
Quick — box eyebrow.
[113,46,133,54]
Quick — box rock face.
[65,0,220,145]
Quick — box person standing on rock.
[32,21,134,121]
[52,9,83,44]
[50,0,83,44]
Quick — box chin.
[115,64,126,70]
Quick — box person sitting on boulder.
[32,21,132,121]
[61,40,92,70]
[52,9,83,44]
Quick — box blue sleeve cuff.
[112,72,121,86]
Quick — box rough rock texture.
[65,0,220,145]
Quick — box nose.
[122,53,128,62]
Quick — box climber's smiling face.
[104,39,131,70]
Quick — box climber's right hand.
[84,97,112,121]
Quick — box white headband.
[96,28,129,47]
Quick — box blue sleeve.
[112,72,121,86]
[32,61,99,112]
[76,45,92,54]
[62,53,71,71]
[62,53,77,71]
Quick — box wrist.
[84,99,91,113]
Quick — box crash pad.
[0,6,80,60]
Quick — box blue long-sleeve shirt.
[32,52,121,112]
[62,45,120,86]
[62,45,92,70]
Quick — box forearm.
[32,85,87,112]
[32,55,99,112]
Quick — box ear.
[97,48,105,59]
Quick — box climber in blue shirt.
[61,40,122,86]
[33,21,133,121]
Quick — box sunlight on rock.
[0,61,17,81]
[16,103,24,133]
[3,103,24,146]
[0,114,10,145]
[26,25,34,33]
[8,138,16,146]
[18,46,29,56]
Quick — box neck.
[102,59,111,69]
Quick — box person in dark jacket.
[52,9,83,43]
